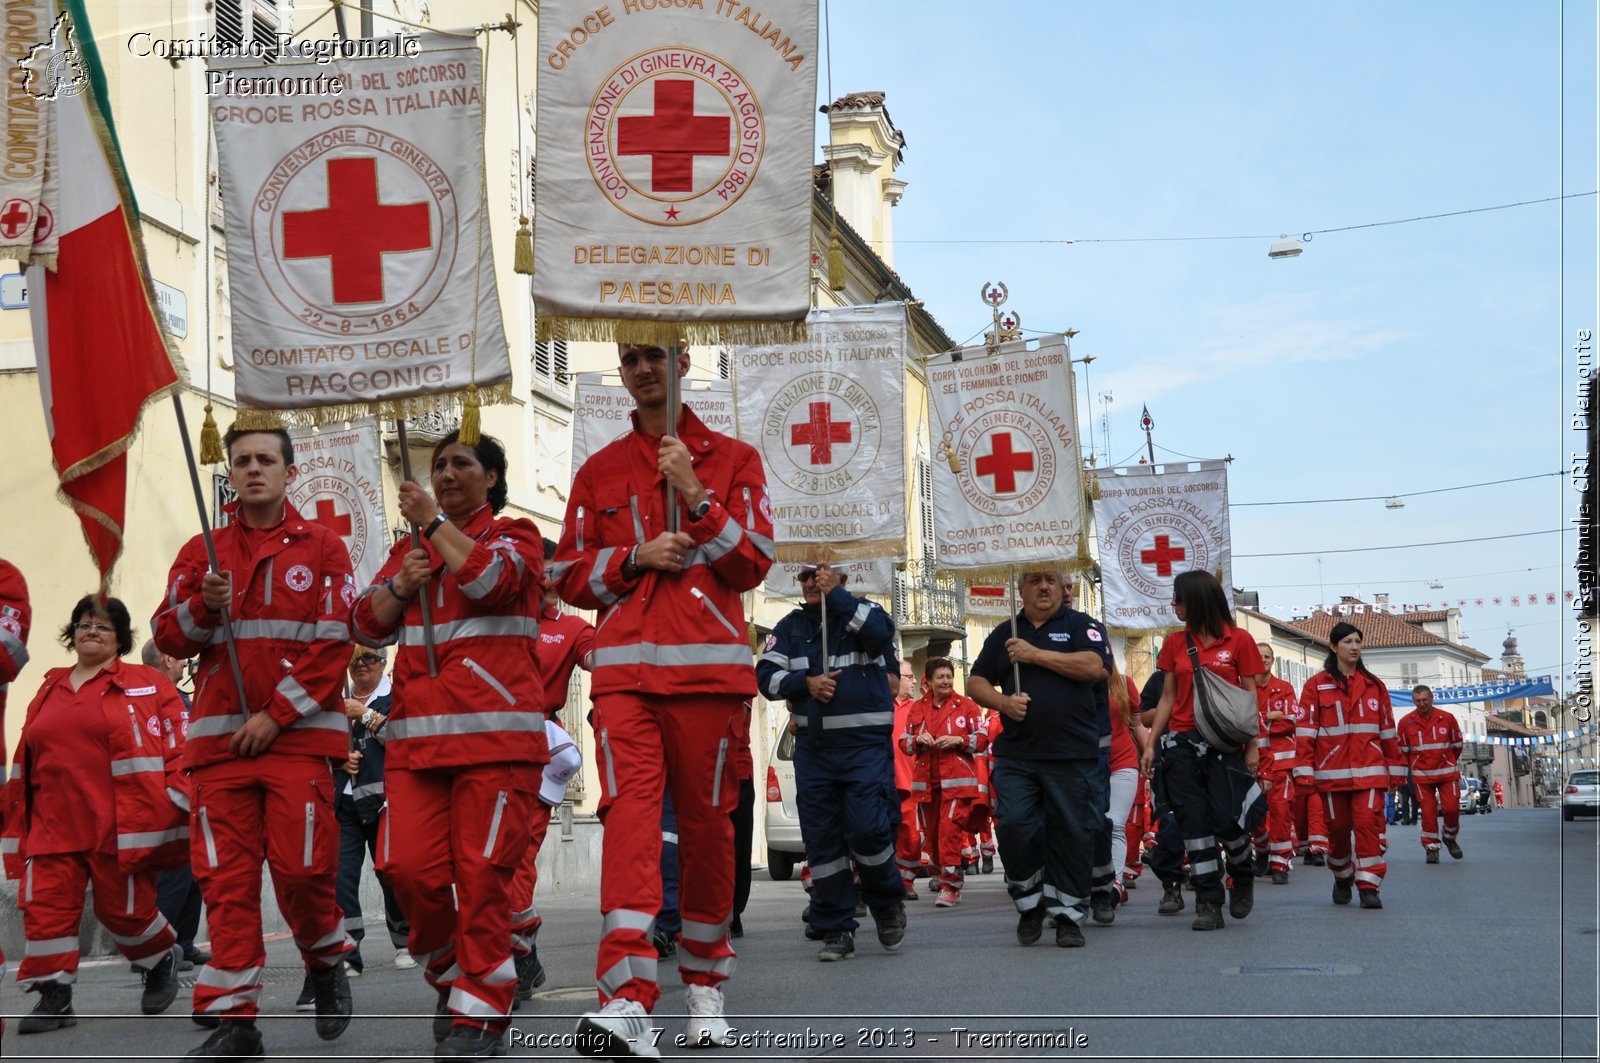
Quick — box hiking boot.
[1191,900,1225,931]
[1270,869,1289,885]
[435,1022,508,1059]
[1090,894,1116,925]
[310,961,353,1041]
[818,929,855,962]
[1359,889,1383,910]
[981,855,994,874]
[185,1020,264,1061]
[1054,918,1085,948]
[140,944,184,1015]
[934,887,959,907]
[1158,883,1185,915]
[1445,839,1464,860]
[1253,852,1271,877]
[1228,876,1254,920]
[295,970,317,1011]
[1332,879,1353,905]
[1425,849,1440,864]
[651,928,677,959]
[575,998,660,1059]
[683,984,735,1048]
[1016,908,1046,946]
[512,948,546,1009]
[18,982,75,1034]
[870,902,907,950]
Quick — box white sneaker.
[576,998,661,1059]
[683,984,735,1049]
[393,948,417,970]
[342,960,361,978]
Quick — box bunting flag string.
[1277,591,1577,617]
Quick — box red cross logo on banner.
[282,157,431,304]
[1140,534,1187,576]
[0,199,33,240]
[974,432,1034,494]
[310,498,354,538]
[789,402,853,465]
[617,80,732,193]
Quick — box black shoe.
[818,929,854,962]
[18,982,75,1034]
[140,943,184,1015]
[1359,890,1383,910]
[1425,849,1440,864]
[436,1021,508,1060]
[651,928,677,959]
[1332,880,1353,905]
[854,901,868,918]
[1158,884,1185,915]
[729,914,744,939]
[1191,900,1225,931]
[186,1020,264,1061]
[1228,877,1254,920]
[434,989,454,1045]
[803,923,826,941]
[1445,839,1464,860]
[1306,851,1326,867]
[1016,908,1046,946]
[185,947,212,966]
[1090,895,1116,925]
[193,1012,222,1030]
[1054,919,1085,948]
[295,970,316,1011]
[870,902,906,951]
[310,961,353,1041]
[1270,870,1289,885]
[1122,875,1138,890]
[981,856,994,875]
[512,948,547,1009]
[1253,852,1271,877]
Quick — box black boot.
[435,1022,508,1060]
[186,1020,264,1061]
[981,855,994,875]
[1228,876,1255,920]
[1158,883,1185,915]
[512,947,546,1009]
[140,944,184,1015]
[310,961,353,1040]
[434,988,454,1045]
[1191,900,1225,931]
[18,982,75,1034]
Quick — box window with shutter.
[916,457,934,561]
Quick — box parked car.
[1459,777,1492,815]
[763,725,805,880]
[1563,769,1599,821]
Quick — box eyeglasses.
[74,621,115,635]
[797,572,818,584]
[351,654,383,666]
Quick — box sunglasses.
[352,654,383,666]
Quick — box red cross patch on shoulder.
[1086,628,1103,642]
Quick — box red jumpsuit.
[554,405,772,1012]
[1295,669,1405,896]
[510,605,595,958]
[1397,707,1463,853]
[1253,675,1300,875]
[0,559,30,994]
[3,661,187,988]
[899,691,988,896]
[154,503,354,1021]
[890,694,923,893]
[353,504,549,1030]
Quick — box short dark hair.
[1173,570,1231,640]
[431,430,509,514]
[1412,684,1433,696]
[924,656,955,681]
[223,425,294,465]
[543,537,558,561]
[60,594,134,657]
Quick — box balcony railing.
[893,559,965,632]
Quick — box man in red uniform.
[154,426,355,1062]
[890,658,923,899]
[0,556,31,1038]
[1251,643,1300,884]
[509,538,596,1004]
[556,343,773,1058]
[1397,685,1464,863]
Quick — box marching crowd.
[0,342,1471,1062]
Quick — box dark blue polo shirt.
[971,605,1113,761]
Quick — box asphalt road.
[3,806,1594,1062]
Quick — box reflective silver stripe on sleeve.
[766,669,787,699]
[939,776,980,788]
[401,616,540,645]
[1315,722,1381,737]
[386,711,545,741]
[117,827,188,851]
[110,756,166,777]
[826,651,885,670]
[277,675,321,717]
[758,651,795,670]
[591,642,752,669]
[589,547,621,607]
[0,628,27,670]
[845,601,873,634]
[350,782,385,802]
[547,560,573,584]
[699,518,744,563]
[176,598,215,644]
[747,530,775,559]
[186,714,245,738]
[459,552,505,600]
[492,541,528,578]
[1313,766,1394,781]
[820,711,894,729]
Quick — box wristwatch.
[423,513,450,539]
[688,497,712,521]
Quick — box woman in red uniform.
[1091,662,1144,922]
[352,431,548,1060]
[900,658,988,907]
[1139,571,1267,931]
[2,596,187,1032]
[1295,622,1405,909]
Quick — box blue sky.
[817,1,1596,690]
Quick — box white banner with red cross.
[926,334,1086,580]
[733,304,907,562]
[210,40,510,420]
[571,372,734,472]
[532,0,817,348]
[286,420,389,589]
[0,0,63,267]
[1094,461,1233,634]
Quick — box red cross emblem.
[282,157,431,304]
[789,402,853,465]
[0,199,34,240]
[618,80,731,194]
[1140,534,1186,576]
[974,432,1034,494]
[310,498,354,538]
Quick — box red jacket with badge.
[1294,668,1406,792]
[535,606,595,718]
[1396,707,1463,783]
[153,502,353,769]
[2,660,188,876]
[1256,675,1300,772]
[553,407,774,699]
[899,691,989,804]
[0,558,30,784]
[352,505,550,771]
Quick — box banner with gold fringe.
[210,38,510,424]
[532,0,817,346]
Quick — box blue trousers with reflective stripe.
[992,756,1103,925]
[793,737,904,932]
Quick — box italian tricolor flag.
[26,0,180,587]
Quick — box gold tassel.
[1214,563,1224,583]
[945,441,963,473]
[232,408,284,431]
[198,403,224,465]
[513,215,534,275]
[459,383,482,446]
[1088,474,1102,500]
[1077,529,1091,562]
[827,227,846,292]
